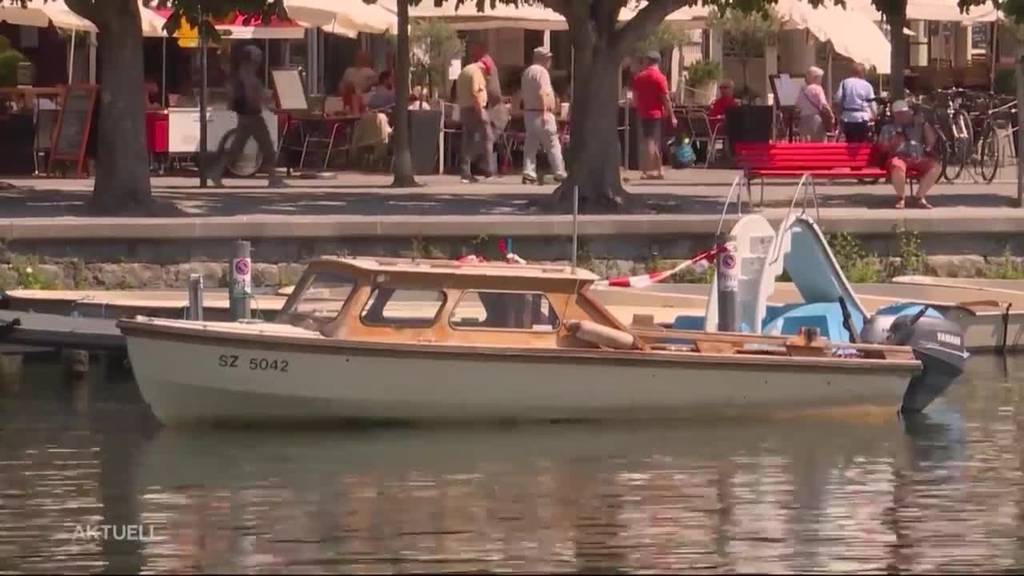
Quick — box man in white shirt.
[520,47,566,184]
[833,63,876,143]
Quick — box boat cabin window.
[449,291,560,332]
[279,271,355,328]
[360,287,446,328]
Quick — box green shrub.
[0,47,25,88]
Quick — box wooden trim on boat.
[117,318,921,373]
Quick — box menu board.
[49,84,97,176]
[770,74,806,107]
[271,68,308,112]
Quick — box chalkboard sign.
[49,84,97,177]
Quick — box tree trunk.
[553,51,631,213]
[391,0,418,188]
[551,25,633,212]
[68,0,152,215]
[888,1,908,99]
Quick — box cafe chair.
[687,110,727,167]
[300,118,354,170]
[441,102,462,173]
[33,107,59,176]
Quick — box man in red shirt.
[707,79,739,131]
[631,51,676,180]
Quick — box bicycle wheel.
[978,126,1000,184]
[952,109,974,147]
[218,129,263,177]
[942,136,967,183]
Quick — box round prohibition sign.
[234,258,251,277]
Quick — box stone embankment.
[1,255,1020,291]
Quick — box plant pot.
[686,81,717,106]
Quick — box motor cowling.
[861,311,968,413]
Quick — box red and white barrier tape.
[457,240,723,289]
[592,246,725,288]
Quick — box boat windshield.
[278,271,355,330]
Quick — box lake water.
[2,355,1024,573]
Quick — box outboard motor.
[861,307,968,413]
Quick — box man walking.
[520,47,566,185]
[631,51,676,180]
[208,45,284,188]
[457,55,496,183]
[834,63,876,143]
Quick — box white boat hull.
[125,331,917,425]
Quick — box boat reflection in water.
[2,358,1022,573]
[130,402,975,573]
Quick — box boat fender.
[566,320,639,350]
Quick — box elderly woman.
[797,66,833,142]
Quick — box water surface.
[1,355,1023,573]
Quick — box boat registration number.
[218,354,289,373]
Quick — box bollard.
[62,349,89,377]
[187,274,204,321]
[716,234,740,333]
[0,354,23,395]
[62,349,89,414]
[229,240,252,321]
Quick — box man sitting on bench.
[877,100,941,209]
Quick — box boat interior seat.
[761,302,864,344]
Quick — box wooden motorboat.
[118,257,955,426]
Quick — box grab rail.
[715,175,745,238]
[768,173,821,266]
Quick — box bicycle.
[976,99,1018,184]
[931,89,1013,184]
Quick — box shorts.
[842,121,870,143]
[888,155,936,175]
[639,118,663,144]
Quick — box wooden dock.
[4,289,287,322]
[0,310,124,352]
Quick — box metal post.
[571,185,579,271]
[68,30,76,83]
[161,37,167,108]
[187,274,204,321]
[229,240,252,321]
[716,234,739,333]
[199,15,209,188]
[1018,50,1024,208]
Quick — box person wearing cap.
[797,66,833,142]
[834,63,876,143]
[631,51,676,180]
[207,44,284,188]
[878,99,941,209]
[520,47,566,184]
[456,56,496,183]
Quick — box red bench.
[734,142,918,206]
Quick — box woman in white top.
[797,66,833,142]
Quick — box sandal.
[894,198,906,209]
[915,198,934,209]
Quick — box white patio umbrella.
[775,0,892,75]
[0,0,94,30]
[285,0,396,37]
[1,0,96,82]
[846,0,999,23]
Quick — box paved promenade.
[1,169,1022,241]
